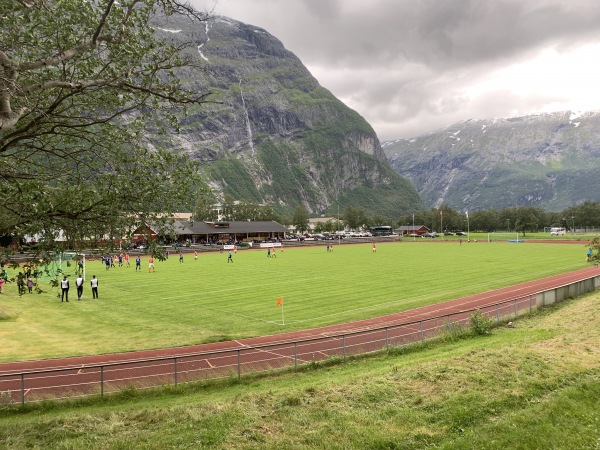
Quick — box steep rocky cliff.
[152,15,422,217]
[383,111,600,212]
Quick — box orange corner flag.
[277,296,283,307]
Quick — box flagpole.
[277,296,285,325]
[466,211,470,241]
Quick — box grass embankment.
[1,289,599,448]
[0,241,588,361]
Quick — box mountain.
[151,14,422,218]
[383,110,600,212]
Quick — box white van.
[550,227,566,236]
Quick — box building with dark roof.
[132,221,289,244]
[395,225,431,236]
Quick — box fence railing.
[1,273,598,405]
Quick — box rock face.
[153,15,422,217]
[383,111,600,212]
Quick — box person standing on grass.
[90,275,99,299]
[125,253,130,268]
[194,250,198,262]
[61,276,69,302]
[179,251,184,264]
[227,249,233,263]
[372,243,376,253]
[27,276,34,294]
[587,248,592,261]
[135,256,141,271]
[148,256,155,272]
[75,274,84,300]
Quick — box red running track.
[0,265,598,402]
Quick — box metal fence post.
[496,305,499,322]
[101,366,104,397]
[514,299,518,318]
[174,358,178,386]
[294,342,298,371]
[420,321,424,341]
[20,373,24,406]
[385,327,389,350]
[237,350,241,381]
[343,335,346,363]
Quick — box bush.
[469,310,495,335]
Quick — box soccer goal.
[487,233,524,243]
[42,252,86,279]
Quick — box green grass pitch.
[0,240,589,361]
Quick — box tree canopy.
[0,0,212,249]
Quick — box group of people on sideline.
[60,274,99,302]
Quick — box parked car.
[444,231,453,236]
[423,232,438,238]
[455,231,467,236]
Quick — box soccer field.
[0,241,588,361]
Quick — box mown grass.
[0,288,598,449]
[0,241,589,361]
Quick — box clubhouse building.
[132,220,289,245]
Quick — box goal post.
[43,252,86,279]
[487,233,523,243]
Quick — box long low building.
[133,220,289,245]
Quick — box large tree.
[291,205,309,234]
[0,0,211,249]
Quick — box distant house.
[396,225,431,236]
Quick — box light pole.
[571,216,575,234]
[337,204,340,244]
[507,219,510,233]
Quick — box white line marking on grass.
[199,306,283,325]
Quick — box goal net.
[487,233,524,243]
[40,252,86,279]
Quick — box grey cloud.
[194,0,600,139]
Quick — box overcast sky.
[193,0,600,141]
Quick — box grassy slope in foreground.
[1,286,599,448]
[0,241,588,361]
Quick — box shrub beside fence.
[2,274,599,405]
